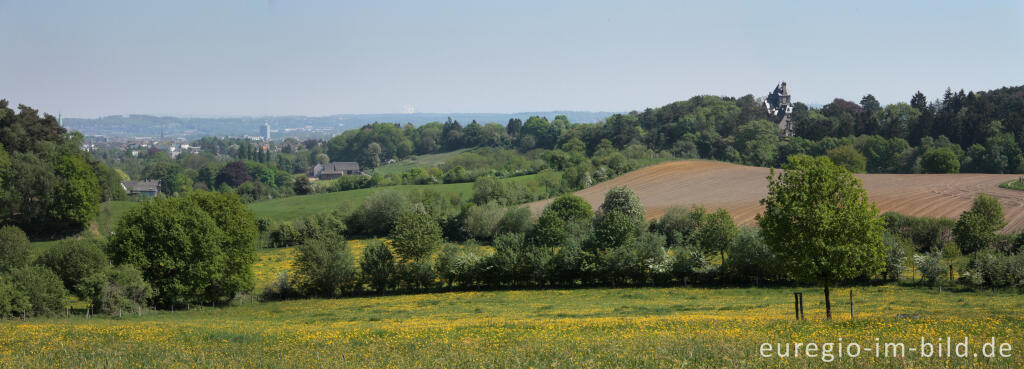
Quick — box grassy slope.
[3,286,1023,368]
[371,148,471,176]
[1001,178,1024,191]
[249,174,537,223]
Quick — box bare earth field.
[529,160,1024,232]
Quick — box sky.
[0,0,1022,118]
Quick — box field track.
[528,160,1024,232]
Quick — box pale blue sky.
[1,0,1021,118]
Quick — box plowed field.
[528,160,1024,232]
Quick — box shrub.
[260,272,300,301]
[401,260,437,290]
[648,206,704,248]
[360,241,396,294]
[597,187,645,227]
[391,210,443,262]
[292,236,358,297]
[533,194,593,248]
[9,266,68,316]
[79,264,152,314]
[913,251,945,285]
[35,238,109,299]
[826,145,867,173]
[593,210,639,250]
[347,191,409,236]
[269,223,303,248]
[696,209,735,258]
[672,246,710,284]
[0,278,29,318]
[549,243,588,286]
[953,194,1006,254]
[496,206,532,235]
[464,202,506,241]
[920,147,960,174]
[300,212,347,242]
[0,225,31,274]
[435,243,485,288]
[633,232,672,285]
[882,213,954,252]
[883,233,908,281]
[724,227,777,283]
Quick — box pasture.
[1,286,1022,368]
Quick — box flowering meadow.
[1,286,1022,368]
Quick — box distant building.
[312,162,361,179]
[261,122,271,141]
[764,82,795,137]
[121,180,161,197]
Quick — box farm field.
[529,160,1024,232]
[250,173,537,223]
[1,286,1022,368]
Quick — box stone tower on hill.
[764,82,794,137]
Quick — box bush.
[883,233,908,281]
[882,213,954,253]
[826,145,867,173]
[0,278,29,318]
[597,186,645,226]
[400,260,437,290]
[724,227,777,283]
[496,206,532,235]
[269,223,303,248]
[672,245,710,283]
[260,272,300,301]
[963,250,1024,289]
[549,243,588,286]
[435,243,485,288]
[8,266,68,316]
[292,236,358,297]
[360,241,396,294]
[300,212,347,242]
[649,206,704,248]
[533,194,593,248]
[391,210,443,262]
[347,191,409,236]
[464,202,506,241]
[913,251,945,285]
[35,238,109,299]
[79,264,152,314]
[0,225,31,274]
[593,210,640,251]
[920,147,960,174]
[953,194,1007,254]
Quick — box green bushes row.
[0,226,151,318]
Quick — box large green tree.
[390,210,443,262]
[757,155,885,319]
[106,193,255,307]
[953,194,1006,254]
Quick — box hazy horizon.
[2,1,1022,118]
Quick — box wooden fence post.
[794,292,800,320]
[849,289,854,320]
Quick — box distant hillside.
[63,111,615,140]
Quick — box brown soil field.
[528,160,1024,232]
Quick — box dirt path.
[527,160,1024,232]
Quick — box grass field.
[249,174,537,223]
[1001,178,1024,191]
[370,148,472,176]
[2,286,1022,368]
